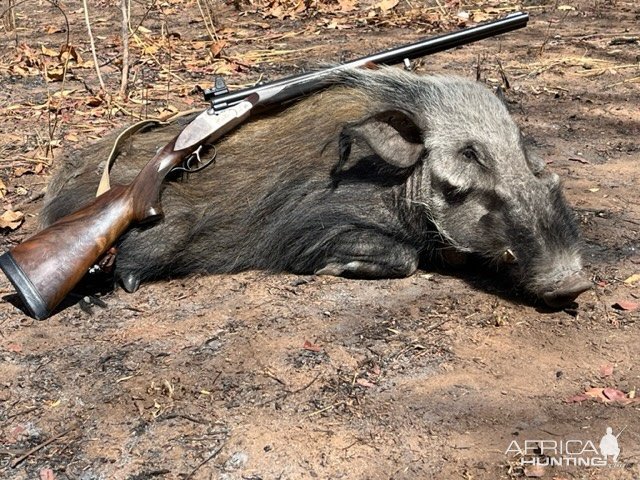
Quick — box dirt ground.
[0,1,639,479]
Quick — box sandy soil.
[0,1,639,479]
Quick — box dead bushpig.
[42,68,591,307]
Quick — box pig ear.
[338,110,424,171]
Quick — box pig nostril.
[542,273,592,308]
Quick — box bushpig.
[42,67,591,307]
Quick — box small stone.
[225,451,248,471]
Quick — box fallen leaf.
[86,96,103,107]
[41,45,58,57]
[8,424,27,442]
[303,340,322,352]
[565,394,588,403]
[472,11,492,22]
[40,468,56,480]
[377,0,399,11]
[0,210,24,230]
[46,65,66,81]
[583,387,606,401]
[623,273,640,284]
[60,45,83,65]
[603,387,627,402]
[14,167,31,177]
[209,40,227,58]
[7,343,23,353]
[588,187,600,192]
[524,464,546,477]
[356,378,375,388]
[65,133,79,142]
[142,44,160,55]
[338,0,357,12]
[599,364,614,378]
[45,25,64,34]
[613,300,639,311]
[0,178,6,199]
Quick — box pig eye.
[461,146,485,167]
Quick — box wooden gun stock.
[0,97,256,319]
[0,185,142,319]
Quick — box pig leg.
[313,230,418,279]
[112,203,198,292]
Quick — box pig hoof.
[315,263,345,276]
[120,273,142,293]
[542,273,592,308]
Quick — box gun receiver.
[0,13,529,319]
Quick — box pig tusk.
[501,249,518,264]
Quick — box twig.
[423,318,452,334]
[119,0,130,97]
[184,444,224,480]
[258,372,321,407]
[82,0,105,90]
[6,406,39,420]
[308,401,345,417]
[158,413,207,424]
[11,423,77,468]
[196,0,217,41]
[14,189,45,208]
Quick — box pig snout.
[541,272,592,308]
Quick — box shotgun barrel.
[204,11,529,109]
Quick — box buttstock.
[0,185,135,319]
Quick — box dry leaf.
[524,464,546,477]
[565,394,588,403]
[0,178,6,199]
[46,65,66,81]
[40,468,56,480]
[303,340,322,352]
[613,300,639,311]
[356,378,375,388]
[0,210,24,230]
[41,45,59,57]
[599,364,614,378]
[583,387,606,400]
[472,11,492,22]
[45,25,64,34]
[603,387,628,402]
[338,0,357,12]
[14,167,31,177]
[623,273,640,284]
[377,0,399,11]
[142,44,160,55]
[60,45,83,65]
[209,40,227,58]
[7,343,22,353]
